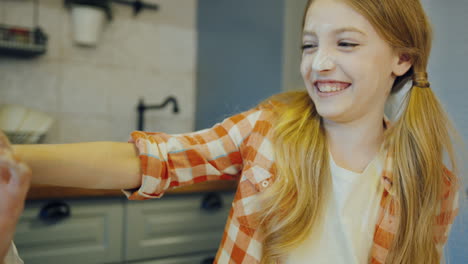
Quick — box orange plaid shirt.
[123,102,459,264]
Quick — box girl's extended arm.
[13,142,141,190]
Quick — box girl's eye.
[338,42,359,48]
[301,44,317,51]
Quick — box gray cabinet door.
[128,251,217,264]
[14,198,124,264]
[125,192,234,261]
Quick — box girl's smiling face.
[301,0,412,123]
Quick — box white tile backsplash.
[125,0,197,29]
[59,113,113,143]
[60,63,111,115]
[109,114,137,142]
[108,114,194,142]
[0,0,197,143]
[108,71,195,119]
[108,71,169,118]
[157,24,197,73]
[143,115,195,135]
[62,15,162,70]
[42,117,60,144]
[0,60,61,113]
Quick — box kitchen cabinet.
[127,251,217,264]
[14,192,235,264]
[125,193,234,261]
[14,198,124,264]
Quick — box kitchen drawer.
[128,251,217,264]
[125,192,235,261]
[14,198,124,264]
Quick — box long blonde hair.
[259,0,462,263]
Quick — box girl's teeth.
[318,85,347,92]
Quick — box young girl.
[1,0,462,263]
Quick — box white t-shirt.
[3,241,23,264]
[285,148,386,264]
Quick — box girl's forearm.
[12,142,141,190]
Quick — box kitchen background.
[0,0,467,263]
[0,0,198,143]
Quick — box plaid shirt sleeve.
[434,167,461,256]
[122,107,265,200]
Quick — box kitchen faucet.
[137,96,179,131]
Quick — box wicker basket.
[4,131,46,144]
[0,104,53,144]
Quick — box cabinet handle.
[201,192,223,211]
[39,200,71,223]
[200,257,215,264]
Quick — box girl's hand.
[0,132,31,261]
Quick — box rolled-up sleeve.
[122,107,264,200]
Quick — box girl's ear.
[393,52,412,77]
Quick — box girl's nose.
[312,49,336,72]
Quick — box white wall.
[282,0,309,91]
[195,0,285,130]
[422,1,468,263]
[424,0,468,147]
[0,0,198,143]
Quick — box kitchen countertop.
[27,180,238,200]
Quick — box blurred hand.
[0,132,31,262]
